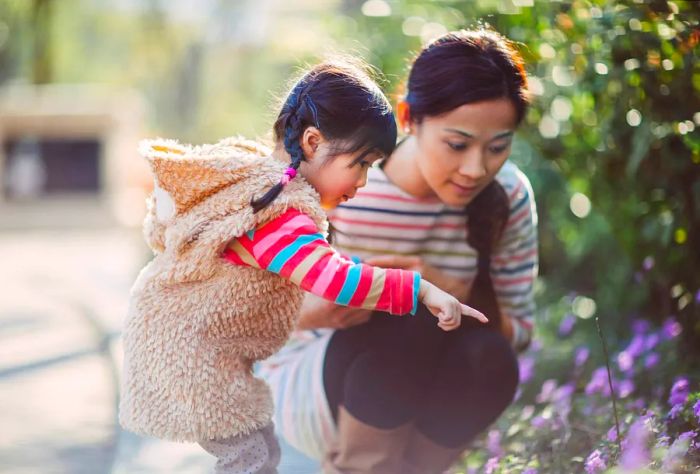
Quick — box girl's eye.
[447,142,467,151]
[358,160,371,168]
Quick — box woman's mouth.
[449,181,478,195]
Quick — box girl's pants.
[199,423,280,474]
[323,304,520,449]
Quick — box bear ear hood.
[139,137,272,215]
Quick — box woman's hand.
[296,293,372,330]
[418,280,488,331]
[364,255,473,302]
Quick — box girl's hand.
[296,293,372,330]
[418,280,488,331]
[364,255,472,302]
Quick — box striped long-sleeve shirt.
[223,208,420,316]
[329,161,538,350]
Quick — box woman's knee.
[445,329,519,394]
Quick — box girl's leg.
[199,423,280,474]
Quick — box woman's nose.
[458,151,487,180]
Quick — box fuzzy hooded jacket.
[119,137,328,442]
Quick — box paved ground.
[0,227,318,473]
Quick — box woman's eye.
[489,143,511,154]
[447,142,467,151]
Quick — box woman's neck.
[383,136,436,199]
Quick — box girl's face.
[408,97,518,207]
[299,130,383,209]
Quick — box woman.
[258,28,538,474]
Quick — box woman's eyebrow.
[444,128,514,140]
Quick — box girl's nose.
[356,170,369,188]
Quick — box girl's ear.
[301,126,323,162]
[397,100,413,135]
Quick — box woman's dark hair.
[405,28,530,325]
[405,28,530,125]
[251,60,397,213]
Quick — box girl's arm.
[224,208,486,327]
[224,208,419,315]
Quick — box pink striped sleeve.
[224,208,420,315]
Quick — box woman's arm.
[490,170,539,351]
[363,255,472,302]
[296,292,372,330]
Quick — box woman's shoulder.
[495,161,535,209]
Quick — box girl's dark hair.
[251,60,397,213]
[405,28,530,324]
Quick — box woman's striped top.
[329,161,538,350]
[222,208,420,316]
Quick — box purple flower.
[617,351,634,373]
[487,429,503,457]
[530,339,543,352]
[522,468,538,474]
[536,379,558,403]
[668,404,683,419]
[620,419,651,470]
[625,334,646,358]
[607,426,619,442]
[586,367,611,396]
[663,433,696,471]
[531,415,548,429]
[484,456,500,474]
[584,449,607,474]
[644,333,660,351]
[644,352,660,369]
[574,346,590,368]
[628,398,646,411]
[662,318,682,339]
[632,318,650,335]
[693,399,700,422]
[558,314,576,337]
[618,379,635,398]
[668,377,689,406]
[642,256,655,271]
[519,356,535,384]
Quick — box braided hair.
[251,60,397,213]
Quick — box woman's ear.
[301,126,323,162]
[397,101,413,135]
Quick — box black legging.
[323,304,519,449]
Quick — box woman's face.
[411,97,518,207]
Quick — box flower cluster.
[458,315,699,473]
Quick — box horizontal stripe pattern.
[222,208,419,316]
[329,161,538,349]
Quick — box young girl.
[118,60,487,474]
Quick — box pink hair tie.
[280,167,297,186]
